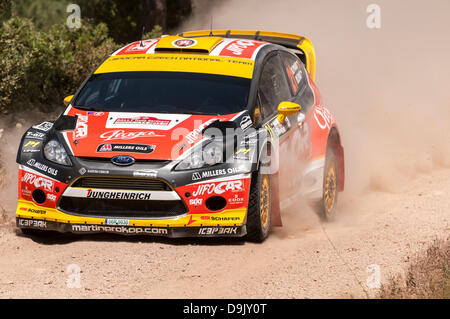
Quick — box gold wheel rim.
[260,175,270,229]
[324,162,337,213]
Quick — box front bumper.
[16,199,248,237]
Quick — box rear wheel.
[318,147,339,221]
[246,169,271,242]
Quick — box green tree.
[0,17,116,114]
[0,0,12,23]
[11,0,69,30]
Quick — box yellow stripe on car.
[16,200,247,227]
[95,54,255,79]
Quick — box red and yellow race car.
[16,30,344,242]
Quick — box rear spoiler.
[179,30,317,81]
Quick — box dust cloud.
[182,0,450,195]
[0,114,50,219]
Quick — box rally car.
[16,30,344,242]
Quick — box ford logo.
[111,155,135,166]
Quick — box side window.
[280,51,305,95]
[257,53,292,118]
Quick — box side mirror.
[63,95,74,107]
[277,101,301,124]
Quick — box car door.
[255,52,299,196]
[279,51,317,192]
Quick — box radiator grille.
[59,197,187,219]
[71,177,171,191]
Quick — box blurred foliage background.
[0,0,205,115]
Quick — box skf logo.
[172,38,197,48]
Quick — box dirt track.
[0,165,448,298]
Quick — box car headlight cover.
[43,140,72,166]
[175,143,223,170]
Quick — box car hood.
[61,107,246,160]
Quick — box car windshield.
[73,71,251,115]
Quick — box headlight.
[43,140,72,166]
[175,143,223,170]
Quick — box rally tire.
[246,169,271,242]
[318,147,339,221]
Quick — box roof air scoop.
[154,35,223,54]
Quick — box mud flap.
[336,144,345,192]
[270,172,282,226]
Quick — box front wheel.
[246,170,271,242]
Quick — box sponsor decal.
[22,172,54,192]
[105,219,129,226]
[210,216,241,221]
[133,169,158,178]
[47,194,57,201]
[18,219,47,228]
[26,159,58,176]
[219,40,265,59]
[71,224,168,235]
[270,118,289,136]
[234,147,251,160]
[240,116,252,130]
[172,38,197,48]
[105,113,189,130]
[21,188,32,197]
[285,61,302,92]
[27,208,46,214]
[228,194,245,205]
[192,180,244,197]
[192,167,244,181]
[185,118,217,144]
[115,39,158,55]
[87,111,104,116]
[97,143,155,154]
[314,106,333,130]
[73,115,88,139]
[100,130,165,141]
[240,138,258,146]
[79,167,87,175]
[32,122,53,132]
[22,140,41,153]
[26,131,46,140]
[198,227,238,235]
[189,198,203,206]
[87,169,110,174]
[114,116,171,126]
[86,189,152,200]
